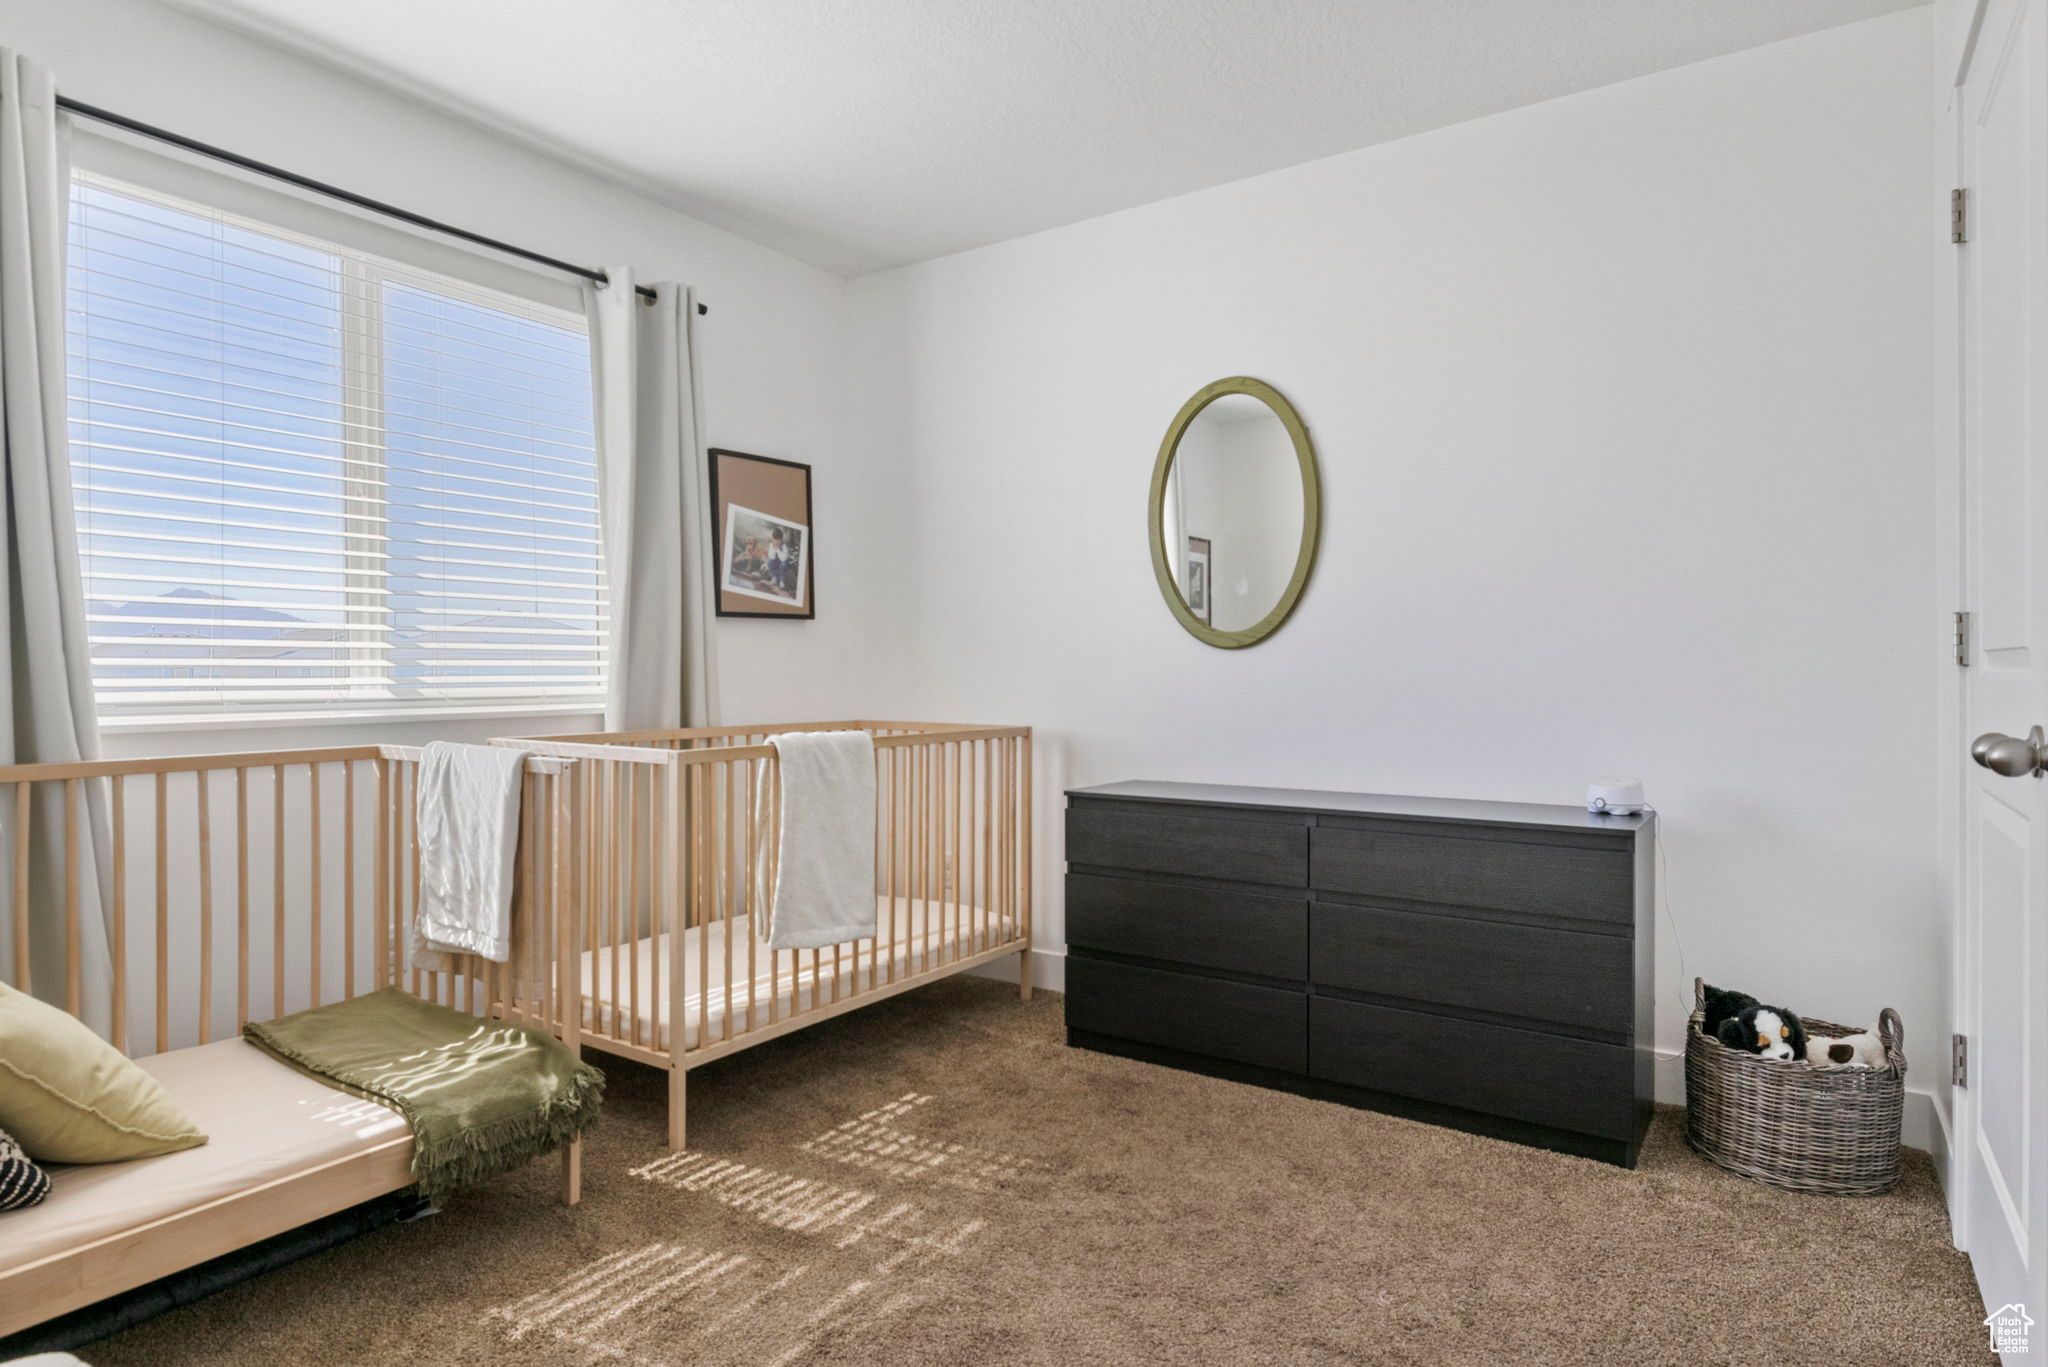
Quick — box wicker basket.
[1683,977,1906,1196]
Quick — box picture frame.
[1185,535,1212,625]
[709,448,814,619]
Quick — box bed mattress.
[0,1037,412,1277]
[580,894,1012,1051]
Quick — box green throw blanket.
[244,986,603,1201]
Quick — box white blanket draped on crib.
[411,741,525,972]
[754,730,877,949]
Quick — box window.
[65,174,605,720]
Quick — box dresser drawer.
[1068,874,1307,981]
[1310,904,1630,1033]
[1309,997,1635,1139]
[1312,826,1631,925]
[1067,804,1307,886]
[1066,957,1306,1074]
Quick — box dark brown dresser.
[1063,781,1656,1166]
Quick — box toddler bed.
[498,721,1033,1147]
[0,744,584,1339]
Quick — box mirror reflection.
[1161,391,1306,634]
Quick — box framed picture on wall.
[709,448,814,619]
[1185,535,1212,624]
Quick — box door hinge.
[1953,187,1968,244]
[1953,1033,1968,1088]
[1956,610,1973,667]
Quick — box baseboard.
[966,946,1065,992]
[1651,1047,1950,1179]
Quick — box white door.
[1957,0,2048,1351]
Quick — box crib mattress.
[579,894,1011,1051]
[0,1038,411,1276]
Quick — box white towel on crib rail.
[411,741,526,972]
[756,731,877,949]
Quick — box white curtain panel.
[0,50,112,1021]
[588,270,720,731]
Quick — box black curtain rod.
[56,96,706,315]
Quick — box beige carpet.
[87,977,1987,1367]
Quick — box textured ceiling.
[156,0,1924,277]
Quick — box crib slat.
[582,763,597,1041]
[111,777,125,1052]
[155,770,168,1054]
[915,740,924,966]
[599,760,614,1040]
[697,763,710,1047]
[628,762,641,1047]
[405,763,420,998]
[966,739,976,955]
[1006,735,1015,939]
[743,757,755,1030]
[198,770,214,1042]
[273,765,286,1019]
[64,778,80,1016]
[584,762,599,1038]
[237,767,250,1029]
[342,762,355,1000]
[309,764,322,1009]
[373,761,389,993]
[928,739,939,972]
[552,767,575,1056]
[733,758,741,1037]
[665,763,684,1057]
[951,740,962,966]
[648,763,663,1047]
[942,741,952,967]
[987,737,995,950]
[12,782,28,996]
[910,741,922,975]
[886,746,898,985]
[999,738,1011,948]
[529,769,548,1033]
[409,762,423,998]
[1010,737,1019,941]
[870,745,882,993]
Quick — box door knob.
[1972,726,2048,778]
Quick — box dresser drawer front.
[1309,997,1634,1139]
[1068,874,1307,981]
[1310,904,1630,1033]
[1312,827,1630,924]
[1067,957,1306,1074]
[1068,805,1307,886]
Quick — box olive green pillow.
[0,980,206,1163]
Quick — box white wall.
[1,0,902,758]
[847,11,1942,1123]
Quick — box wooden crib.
[0,744,584,1336]
[496,721,1033,1148]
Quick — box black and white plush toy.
[1700,984,1808,1062]
[1806,1032,1887,1068]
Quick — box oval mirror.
[1149,377,1321,648]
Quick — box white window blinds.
[66,174,605,719]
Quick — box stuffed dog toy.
[1700,983,1808,1061]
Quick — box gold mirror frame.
[1148,376,1322,649]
